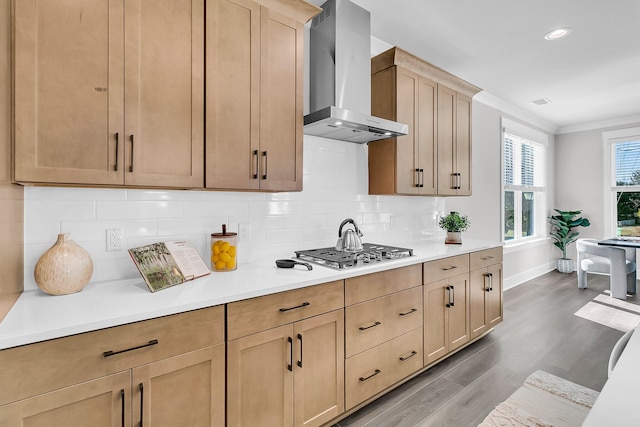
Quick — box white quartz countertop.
[582,326,640,426]
[0,238,501,350]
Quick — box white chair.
[577,238,636,300]
[608,328,634,377]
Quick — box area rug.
[478,370,599,427]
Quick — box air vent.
[530,98,551,106]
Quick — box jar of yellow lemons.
[211,224,237,271]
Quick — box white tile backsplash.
[23,136,445,290]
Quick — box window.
[502,119,546,243]
[611,138,640,237]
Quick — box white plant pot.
[445,231,462,245]
[556,258,574,274]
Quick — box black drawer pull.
[442,265,458,271]
[481,256,494,261]
[279,301,310,312]
[399,350,418,361]
[359,321,381,331]
[399,308,417,316]
[359,369,381,382]
[103,339,159,358]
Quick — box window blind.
[503,130,545,191]
[614,140,640,186]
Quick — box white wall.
[556,121,640,261]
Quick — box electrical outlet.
[238,223,251,242]
[106,228,123,252]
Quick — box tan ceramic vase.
[34,233,94,295]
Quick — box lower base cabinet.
[345,327,423,410]
[424,274,470,365]
[0,371,131,427]
[227,310,344,427]
[0,344,225,426]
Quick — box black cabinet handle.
[129,134,134,172]
[252,150,259,179]
[446,286,455,308]
[484,273,491,292]
[103,339,159,358]
[399,350,418,361]
[488,272,494,291]
[359,369,381,382]
[279,302,310,312]
[120,389,125,427]
[415,168,420,188]
[297,333,303,368]
[139,383,144,427]
[399,308,417,316]
[262,151,268,180]
[451,284,455,307]
[359,321,381,331]
[419,168,424,187]
[442,265,458,271]
[287,336,293,372]
[114,133,119,172]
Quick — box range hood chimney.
[304,0,408,143]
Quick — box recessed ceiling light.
[544,27,571,40]
[335,121,343,126]
[530,98,552,106]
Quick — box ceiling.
[320,0,640,133]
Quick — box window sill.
[503,237,551,255]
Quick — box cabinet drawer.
[345,327,423,410]
[470,247,503,270]
[0,305,224,406]
[345,264,422,305]
[227,280,344,340]
[423,254,469,283]
[345,287,422,357]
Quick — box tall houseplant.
[548,209,590,273]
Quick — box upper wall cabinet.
[205,0,320,192]
[13,0,205,188]
[369,47,481,196]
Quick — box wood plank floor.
[333,271,639,427]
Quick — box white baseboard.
[504,262,556,290]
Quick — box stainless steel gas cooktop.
[294,243,413,270]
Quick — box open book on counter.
[128,240,210,292]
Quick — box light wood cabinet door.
[369,66,436,195]
[470,249,503,340]
[206,0,261,190]
[293,310,344,427]
[227,324,294,427]
[123,0,204,188]
[206,0,309,191]
[0,371,131,427]
[13,0,124,185]
[423,273,470,365]
[14,0,204,188]
[437,86,472,196]
[132,345,225,426]
[227,311,345,427]
[259,7,304,191]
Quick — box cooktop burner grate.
[294,243,413,269]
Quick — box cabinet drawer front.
[345,287,423,357]
[227,280,344,340]
[470,247,503,270]
[345,327,423,410]
[0,306,224,406]
[423,254,469,283]
[345,264,422,305]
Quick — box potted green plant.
[438,211,470,244]
[548,209,590,273]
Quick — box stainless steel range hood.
[304,0,408,143]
